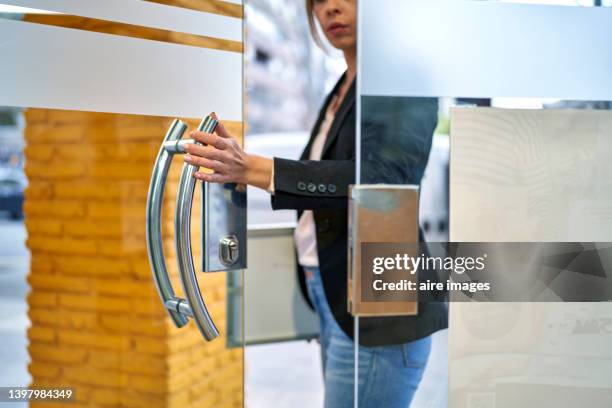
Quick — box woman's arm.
[182,117,353,211]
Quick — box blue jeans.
[304,266,431,408]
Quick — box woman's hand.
[183,115,273,191]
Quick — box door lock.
[219,235,239,266]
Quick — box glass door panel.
[356,0,612,407]
[0,2,246,407]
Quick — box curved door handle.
[175,116,220,341]
[146,119,191,328]
[147,115,245,342]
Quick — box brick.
[54,181,126,200]
[130,298,172,319]
[118,125,167,142]
[130,259,158,279]
[25,219,63,235]
[89,162,153,180]
[28,273,90,293]
[71,385,93,403]
[87,202,143,220]
[24,108,48,123]
[63,220,124,238]
[28,326,56,343]
[26,162,85,179]
[29,361,60,378]
[121,391,167,408]
[88,350,166,375]
[98,238,146,257]
[94,278,157,299]
[90,388,122,406]
[94,142,159,162]
[30,256,54,273]
[24,200,86,217]
[59,330,130,351]
[167,368,197,394]
[189,335,224,359]
[64,366,129,388]
[99,315,165,337]
[26,123,84,144]
[24,181,54,199]
[167,353,192,377]
[188,392,217,408]
[83,125,121,143]
[29,343,87,364]
[27,236,97,255]
[85,123,165,143]
[132,337,167,356]
[167,390,189,408]
[28,291,58,307]
[129,374,168,395]
[54,256,129,277]
[29,307,98,330]
[54,145,94,160]
[59,294,130,314]
[127,183,150,201]
[24,145,55,161]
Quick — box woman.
[183,0,447,406]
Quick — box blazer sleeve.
[270,97,438,211]
[270,157,355,211]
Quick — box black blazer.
[271,73,448,346]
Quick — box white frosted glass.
[0,0,242,42]
[359,0,612,100]
[0,18,242,120]
[449,108,612,407]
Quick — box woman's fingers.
[214,120,232,139]
[183,115,248,185]
[209,112,231,139]
[184,143,227,162]
[184,154,227,173]
[193,171,226,183]
[190,131,227,150]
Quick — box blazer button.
[297,181,306,191]
[328,184,337,194]
[317,184,327,193]
[307,183,317,193]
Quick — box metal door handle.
[175,116,220,341]
[146,116,220,341]
[147,115,246,341]
[146,119,191,328]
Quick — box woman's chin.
[326,38,356,53]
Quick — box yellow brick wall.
[23,3,244,407]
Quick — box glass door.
[355,0,612,407]
[0,1,246,407]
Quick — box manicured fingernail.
[184,155,192,162]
